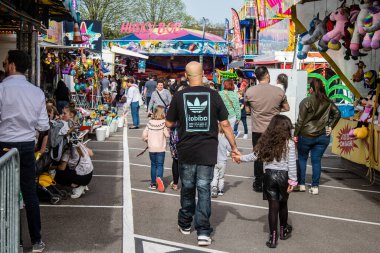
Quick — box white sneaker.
[309,186,319,195]
[84,186,90,191]
[71,186,85,199]
[243,134,248,139]
[235,131,241,138]
[293,185,306,192]
[198,235,212,246]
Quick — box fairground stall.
[293,0,380,183]
[102,22,229,78]
[0,0,79,84]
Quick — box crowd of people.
[0,50,95,252]
[123,62,341,248]
[0,49,341,251]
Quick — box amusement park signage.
[120,22,182,34]
[231,8,243,50]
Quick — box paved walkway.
[21,110,380,252]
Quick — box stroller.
[35,121,88,205]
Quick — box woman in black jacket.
[294,78,341,195]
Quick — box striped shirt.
[240,140,297,185]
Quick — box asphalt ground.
[21,109,380,253]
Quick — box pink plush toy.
[350,0,372,56]
[322,5,350,50]
[363,1,380,49]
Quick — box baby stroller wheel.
[50,194,61,205]
[60,190,69,200]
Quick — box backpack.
[48,120,69,162]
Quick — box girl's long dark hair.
[253,115,293,162]
[310,78,330,103]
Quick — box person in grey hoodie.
[148,79,172,114]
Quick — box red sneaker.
[156,177,165,192]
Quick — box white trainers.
[32,241,45,252]
[84,186,90,191]
[178,225,191,235]
[235,131,241,138]
[198,235,212,246]
[299,185,306,192]
[309,186,319,195]
[71,186,85,199]
[243,134,248,139]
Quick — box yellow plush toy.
[353,126,369,139]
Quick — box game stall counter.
[292,0,380,182]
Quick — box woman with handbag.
[219,79,241,128]
[148,79,172,115]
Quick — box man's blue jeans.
[297,135,330,187]
[178,163,214,236]
[130,101,140,127]
[149,152,165,184]
[0,141,42,244]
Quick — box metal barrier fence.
[0,148,20,253]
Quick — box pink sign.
[120,22,182,34]
[231,8,243,50]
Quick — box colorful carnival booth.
[102,23,229,77]
[293,0,380,182]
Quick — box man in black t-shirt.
[166,61,239,246]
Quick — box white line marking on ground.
[123,127,135,253]
[89,140,123,143]
[92,149,124,152]
[129,163,379,193]
[131,188,380,226]
[92,160,123,163]
[93,175,123,178]
[40,204,123,208]
[134,234,228,253]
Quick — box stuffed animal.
[350,0,373,56]
[343,4,362,60]
[297,32,311,60]
[353,61,367,82]
[322,4,350,50]
[363,1,380,49]
[301,13,331,53]
[364,70,377,88]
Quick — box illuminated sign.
[120,22,182,34]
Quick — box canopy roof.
[118,28,226,43]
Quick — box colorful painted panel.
[103,40,228,56]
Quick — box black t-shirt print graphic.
[184,93,210,132]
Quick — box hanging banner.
[231,8,243,51]
[63,20,102,51]
[223,19,229,41]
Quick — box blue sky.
[182,0,245,24]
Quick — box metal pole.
[200,17,206,67]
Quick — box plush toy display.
[322,4,350,50]
[300,13,331,55]
[363,70,377,88]
[363,1,380,49]
[350,0,373,56]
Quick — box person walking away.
[142,105,169,192]
[148,79,172,115]
[166,61,240,246]
[294,78,341,194]
[54,79,70,114]
[211,124,231,198]
[219,79,241,129]
[234,90,248,139]
[126,77,141,129]
[275,74,288,92]
[245,66,290,192]
[233,115,297,248]
[0,50,49,252]
[144,75,157,112]
[169,124,180,191]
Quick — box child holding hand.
[233,115,297,249]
